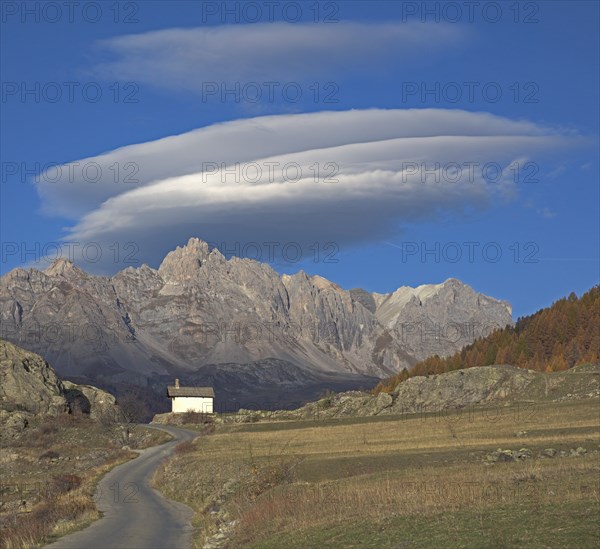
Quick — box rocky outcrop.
[241,363,600,421]
[62,381,118,419]
[390,364,536,412]
[0,338,68,415]
[0,237,514,410]
[484,446,591,463]
[0,340,118,425]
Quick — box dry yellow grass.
[154,398,600,548]
[234,455,599,540]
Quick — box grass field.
[154,398,600,548]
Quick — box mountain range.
[0,237,513,412]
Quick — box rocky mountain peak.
[208,247,226,263]
[184,236,210,253]
[373,277,513,361]
[310,274,341,292]
[45,257,72,270]
[158,237,211,281]
[0,237,515,412]
[44,257,86,278]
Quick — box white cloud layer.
[35,109,573,271]
[37,109,563,218]
[91,22,465,92]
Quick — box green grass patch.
[246,500,600,549]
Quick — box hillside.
[160,363,596,426]
[375,286,600,394]
[0,340,171,549]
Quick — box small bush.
[245,456,304,500]
[38,450,60,460]
[318,396,333,409]
[317,389,336,409]
[51,473,82,495]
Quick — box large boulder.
[0,339,68,415]
[62,381,118,419]
[0,339,119,420]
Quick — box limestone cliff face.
[0,238,514,405]
[374,278,513,362]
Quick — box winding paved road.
[45,425,197,549]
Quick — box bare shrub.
[174,440,195,454]
[240,441,304,502]
[96,394,145,447]
[51,474,82,495]
[0,470,92,549]
[181,410,214,424]
[38,421,59,436]
[201,423,216,436]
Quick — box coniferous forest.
[375,286,600,393]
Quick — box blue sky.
[1,0,598,319]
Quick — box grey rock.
[0,339,67,415]
[0,339,119,423]
[516,448,532,459]
[261,363,600,421]
[375,392,393,410]
[570,447,587,457]
[389,365,539,414]
[62,380,117,419]
[486,449,515,462]
[0,409,31,433]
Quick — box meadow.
[154,398,600,548]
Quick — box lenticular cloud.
[92,22,464,93]
[35,109,573,270]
